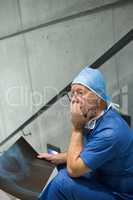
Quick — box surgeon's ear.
[99,98,107,110]
[96,98,101,106]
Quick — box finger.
[37,152,48,157]
[37,153,51,159]
[71,103,81,116]
[75,102,82,114]
[37,154,47,159]
[37,154,45,159]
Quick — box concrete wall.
[100,1,133,124]
[0,0,132,148]
[0,0,132,198]
[0,0,125,147]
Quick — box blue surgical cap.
[72,66,110,102]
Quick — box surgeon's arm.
[67,127,91,177]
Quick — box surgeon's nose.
[71,94,81,104]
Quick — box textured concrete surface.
[0,0,21,38]
[19,0,121,29]
[0,1,132,199]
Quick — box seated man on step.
[38,67,133,200]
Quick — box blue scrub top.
[80,107,133,199]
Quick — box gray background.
[0,1,132,198]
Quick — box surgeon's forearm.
[51,152,68,165]
[67,128,83,174]
[58,152,68,163]
[67,128,91,177]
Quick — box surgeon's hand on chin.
[70,98,90,131]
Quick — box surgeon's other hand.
[37,152,67,165]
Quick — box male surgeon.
[38,67,133,200]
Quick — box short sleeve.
[80,128,116,170]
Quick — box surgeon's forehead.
[71,84,91,92]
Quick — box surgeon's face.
[70,84,100,121]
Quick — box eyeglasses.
[66,92,100,106]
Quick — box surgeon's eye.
[70,91,83,99]
[78,91,83,96]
